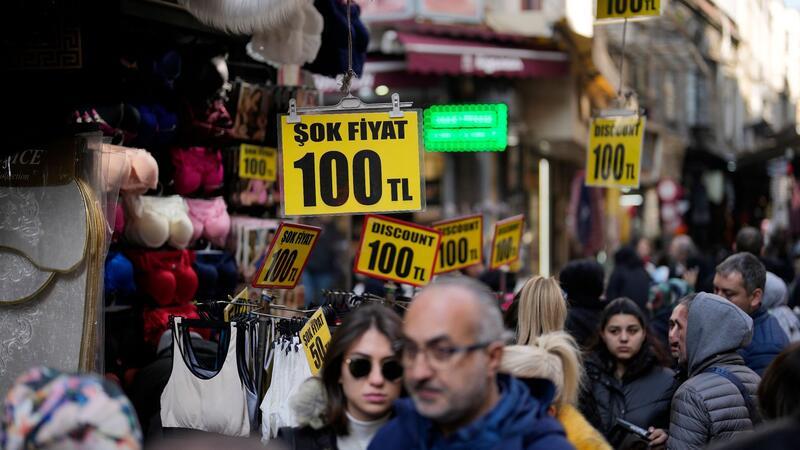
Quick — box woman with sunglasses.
[277,304,404,450]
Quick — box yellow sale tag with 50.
[300,307,331,375]
[355,215,442,287]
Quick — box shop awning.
[397,33,569,78]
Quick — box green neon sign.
[424,104,508,152]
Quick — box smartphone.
[615,418,650,439]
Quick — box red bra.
[125,249,198,307]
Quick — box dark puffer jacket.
[667,293,762,449]
[738,305,790,376]
[580,349,676,447]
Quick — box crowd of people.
[3,227,800,450]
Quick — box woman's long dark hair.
[320,304,403,435]
[588,297,669,381]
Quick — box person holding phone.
[579,298,677,449]
[277,305,404,450]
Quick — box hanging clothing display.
[260,335,313,441]
[160,317,251,437]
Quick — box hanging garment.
[186,197,231,248]
[124,195,194,249]
[126,249,198,307]
[101,145,159,195]
[246,0,323,67]
[179,0,303,34]
[105,250,137,306]
[160,317,250,437]
[143,303,203,347]
[171,147,225,196]
[260,336,312,441]
[303,0,369,78]
[192,251,238,301]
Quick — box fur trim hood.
[290,377,328,430]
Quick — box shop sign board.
[424,104,507,152]
[433,215,483,274]
[489,215,524,269]
[596,0,661,20]
[280,110,425,216]
[585,115,645,188]
[251,222,321,289]
[300,307,332,375]
[239,144,278,182]
[354,215,442,287]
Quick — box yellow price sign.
[355,215,442,287]
[490,215,524,269]
[280,110,424,216]
[586,116,645,189]
[239,144,277,182]
[596,0,661,20]
[433,215,483,274]
[300,307,331,375]
[251,222,321,289]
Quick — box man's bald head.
[409,276,506,343]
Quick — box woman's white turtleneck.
[336,411,390,450]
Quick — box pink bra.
[186,197,231,248]
[102,144,159,194]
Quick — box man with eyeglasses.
[368,277,573,450]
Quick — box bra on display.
[126,249,198,307]
[171,147,224,196]
[186,197,231,248]
[124,195,193,249]
[101,145,159,195]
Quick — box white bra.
[124,195,193,249]
[160,317,250,437]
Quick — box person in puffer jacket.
[762,271,800,342]
[667,292,761,449]
[713,253,790,375]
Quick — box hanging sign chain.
[341,0,357,94]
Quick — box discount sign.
[239,144,277,182]
[252,222,321,289]
[586,116,645,189]
[280,110,424,216]
[355,215,442,287]
[433,215,483,274]
[300,307,331,375]
[596,0,661,20]
[490,215,524,269]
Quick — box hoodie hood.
[687,292,753,375]
[387,374,563,449]
[762,271,788,309]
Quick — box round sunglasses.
[346,357,403,381]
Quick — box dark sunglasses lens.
[348,358,371,378]
[381,360,404,381]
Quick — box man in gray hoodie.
[667,292,761,449]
